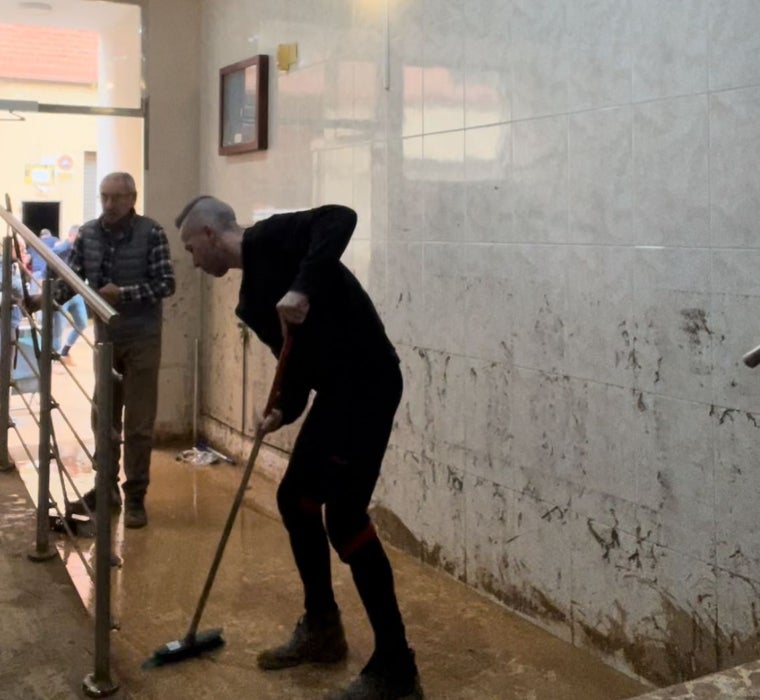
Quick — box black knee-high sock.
[348,537,409,658]
[284,512,338,618]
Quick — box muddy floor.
[1,332,651,699]
[0,445,651,699]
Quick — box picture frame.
[219,55,269,155]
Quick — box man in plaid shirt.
[52,172,175,528]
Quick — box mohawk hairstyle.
[174,195,214,229]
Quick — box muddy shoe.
[124,496,147,529]
[67,485,122,517]
[257,610,348,670]
[326,649,423,700]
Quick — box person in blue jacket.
[175,197,422,700]
[29,228,64,347]
[52,225,88,364]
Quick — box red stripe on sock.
[298,497,322,516]
[338,523,378,561]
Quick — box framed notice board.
[219,54,269,155]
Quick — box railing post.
[28,276,56,562]
[0,234,15,472]
[83,341,118,698]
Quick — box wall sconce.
[276,43,298,72]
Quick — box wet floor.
[5,332,651,699]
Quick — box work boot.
[326,648,423,700]
[67,485,122,517]
[257,610,348,670]
[124,495,147,529]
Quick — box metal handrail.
[0,206,118,325]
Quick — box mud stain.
[680,309,711,348]
[373,498,758,690]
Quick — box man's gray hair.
[103,172,137,194]
[175,196,237,233]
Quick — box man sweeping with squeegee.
[169,198,423,700]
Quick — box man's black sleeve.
[288,205,357,299]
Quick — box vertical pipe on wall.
[384,0,391,90]
[193,337,199,445]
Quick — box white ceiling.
[0,0,137,31]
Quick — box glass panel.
[0,1,142,111]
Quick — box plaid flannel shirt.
[55,213,175,306]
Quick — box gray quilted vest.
[79,214,163,343]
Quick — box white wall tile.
[461,245,517,363]
[463,0,512,128]
[491,488,574,638]
[566,0,631,112]
[636,394,716,562]
[420,243,466,354]
[709,0,760,90]
[422,0,465,134]
[510,368,574,507]
[632,96,709,247]
[385,242,424,347]
[511,0,567,120]
[463,475,517,593]
[388,137,424,241]
[710,249,760,413]
[464,124,513,244]
[710,87,760,248]
[512,116,568,244]
[632,0,708,101]
[422,131,466,243]
[632,248,714,404]
[565,381,641,514]
[564,246,635,386]
[510,244,568,371]
[461,357,513,482]
[714,408,760,573]
[568,107,632,245]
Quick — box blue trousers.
[58,295,87,351]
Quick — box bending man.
[176,197,422,700]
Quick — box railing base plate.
[27,545,57,562]
[82,673,119,698]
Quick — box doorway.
[21,201,61,238]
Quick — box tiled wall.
[196,0,760,685]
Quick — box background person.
[35,172,176,529]
[29,227,64,346]
[52,224,88,365]
[0,244,25,364]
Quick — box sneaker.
[124,496,147,529]
[257,610,348,670]
[67,485,122,517]
[59,354,75,367]
[326,649,423,700]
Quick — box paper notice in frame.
[219,55,269,155]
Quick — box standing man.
[52,172,175,528]
[175,198,422,700]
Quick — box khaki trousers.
[92,333,162,498]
